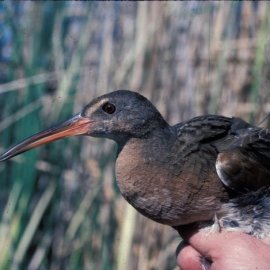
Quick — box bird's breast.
[115,138,228,226]
[116,141,175,224]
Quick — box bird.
[1,90,270,239]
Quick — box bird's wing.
[215,127,270,193]
[175,115,235,143]
[175,115,270,193]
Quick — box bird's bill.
[0,114,92,162]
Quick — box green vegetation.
[0,2,269,269]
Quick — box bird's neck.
[116,124,177,169]
[116,125,175,178]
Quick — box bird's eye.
[102,102,116,114]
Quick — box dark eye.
[102,102,116,114]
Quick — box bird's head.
[0,90,168,161]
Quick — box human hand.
[176,229,270,270]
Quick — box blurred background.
[0,1,270,270]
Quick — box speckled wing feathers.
[175,115,233,144]
[175,115,270,193]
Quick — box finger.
[175,240,188,257]
[175,224,218,260]
[177,244,211,270]
[187,230,262,258]
[175,225,218,258]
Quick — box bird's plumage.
[1,90,270,238]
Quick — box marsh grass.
[0,2,269,269]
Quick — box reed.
[0,2,269,269]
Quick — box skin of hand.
[176,228,270,270]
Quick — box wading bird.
[1,90,270,238]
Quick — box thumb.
[176,242,211,270]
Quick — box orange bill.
[0,114,92,162]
